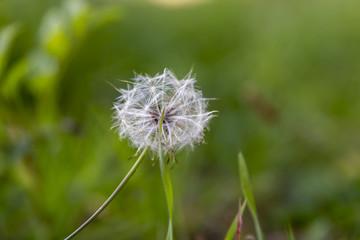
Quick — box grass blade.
[286,224,296,240]
[224,199,247,240]
[238,152,265,240]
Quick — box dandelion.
[113,68,215,156]
[65,68,214,240]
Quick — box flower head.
[113,68,215,154]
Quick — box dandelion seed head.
[113,68,215,154]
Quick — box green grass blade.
[286,224,296,240]
[224,199,247,240]
[238,152,265,240]
[225,213,238,240]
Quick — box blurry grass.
[0,23,20,78]
[286,224,296,240]
[238,152,264,240]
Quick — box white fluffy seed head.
[113,68,215,154]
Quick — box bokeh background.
[1,0,360,239]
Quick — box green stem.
[158,109,174,240]
[158,142,174,240]
[65,147,149,240]
[252,212,264,240]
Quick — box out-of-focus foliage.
[0,0,359,239]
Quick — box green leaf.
[27,51,59,95]
[0,23,20,79]
[64,0,90,39]
[286,224,296,240]
[39,9,70,60]
[225,214,238,240]
[0,58,27,99]
[238,152,265,240]
[224,199,247,240]
[90,6,123,29]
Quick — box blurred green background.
[1,0,360,239]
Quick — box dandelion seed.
[113,68,215,155]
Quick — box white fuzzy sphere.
[113,68,215,153]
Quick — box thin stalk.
[252,211,264,240]
[224,198,247,240]
[65,146,149,240]
[158,109,174,240]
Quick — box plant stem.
[224,198,247,240]
[65,146,149,240]
[158,109,174,240]
[158,141,174,240]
